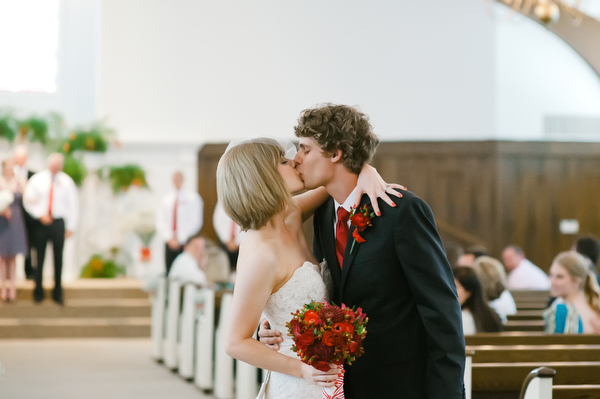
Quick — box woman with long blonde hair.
[544,251,600,334]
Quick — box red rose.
[312,361,331,372]
[289,319,302,338]
[342,322,354,334]
[296,331,314,349]
[322,331,335,347]
[350,213,370,231]
[350,340,360,354]
[304,310,320,324]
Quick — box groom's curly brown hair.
[294,103,379,174]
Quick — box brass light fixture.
[496,0,586,26]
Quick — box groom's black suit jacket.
[313,190,465,399]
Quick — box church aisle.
[0,338,214,399]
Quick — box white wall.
[494,6,600,140]
[97,0,496,143]
[0,0,100,126]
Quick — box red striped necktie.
[335,206,350,269]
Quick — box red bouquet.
[286,301,368,398]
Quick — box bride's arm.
[224,248,339,387]
[294,165,405,221]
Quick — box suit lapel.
[321,199,342,290]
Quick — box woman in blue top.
[544,251,600,334]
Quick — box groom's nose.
[293,153,302,166]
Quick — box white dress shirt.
[157,189,203,245]
[506,258,551,290]
[333,186,358,237]
[489,290,517,323]
[462,309,476,335]
[213,201,244,246]
[23,170,79,231]
[168,251,207,285]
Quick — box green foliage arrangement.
[102,164,149,194]
[59,121,114,154]
[19,116,49,144]
[80,254,126,279]
[0,112,17,142]
[62,155,88,187]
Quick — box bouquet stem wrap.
[323,365,344,399]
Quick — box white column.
[178,283,197,380]
[524,377,553,399]
[150,277,167,361]
[163,279,182,370]
[214,292,234,399]
[195,288,215,390]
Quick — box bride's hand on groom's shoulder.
[356,164,406,216]
[258,318,283,350]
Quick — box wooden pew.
[553,385,600,399]
[472,361,600,392]
[468,344,600,363]
[502,320,545,332]
[466,332,600,346]
[507,310,543,321]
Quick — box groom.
[260,104,465,398]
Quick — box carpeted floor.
[0,338,214,399]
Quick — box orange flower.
[304,310,320,324]
[63,143,70,153]
[131,178,142,187]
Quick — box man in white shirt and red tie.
[23,153,78,305]
[156,171,203,274]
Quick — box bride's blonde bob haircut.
[217,139,292,231]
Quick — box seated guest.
[453,266,503,335]
[543,251,600,334]
[573,235,600,287]
[456,244,489,267]
[502,245,550,290]
[167,236,209,286]
[472,256,517,323]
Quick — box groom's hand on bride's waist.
[258,318,283,350]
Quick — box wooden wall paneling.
[197,144,228,242]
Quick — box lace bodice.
[257,261,330,399]
[262,261,329,355]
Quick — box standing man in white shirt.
[502,245,551,290]
[13,145,36,280]
[212,200,244,270]
[23,153,78,304]
[156,172,203,274]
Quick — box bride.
[218,138,400,398]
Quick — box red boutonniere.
[349,205,376,254]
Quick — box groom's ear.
[330,149,343,163]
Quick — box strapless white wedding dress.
[256,261,331,399]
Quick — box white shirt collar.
[334,186,358,213]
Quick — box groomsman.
[13,145,36,280]
[156,172,203,274]
[23,153,78,304]
[212,200,244,270]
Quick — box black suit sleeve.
[393,196,465,399]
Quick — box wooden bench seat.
[466,332,600,346]
[553,385,600,399]
[472,361,600,391]
[506,310,543,321]
[467,344,600,363]
[502,320,545,332]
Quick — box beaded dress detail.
[257,261,331,399]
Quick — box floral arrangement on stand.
[80,252,126,278]
[133,209,156,262]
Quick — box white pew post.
[151,277,167,361]
[195,288,215,390]
[164,279,182,370]
[464,349,474,399]
[521,367,555,399]
[235,329,259,399]
[178,283,197,380]
[214,292,234,399]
